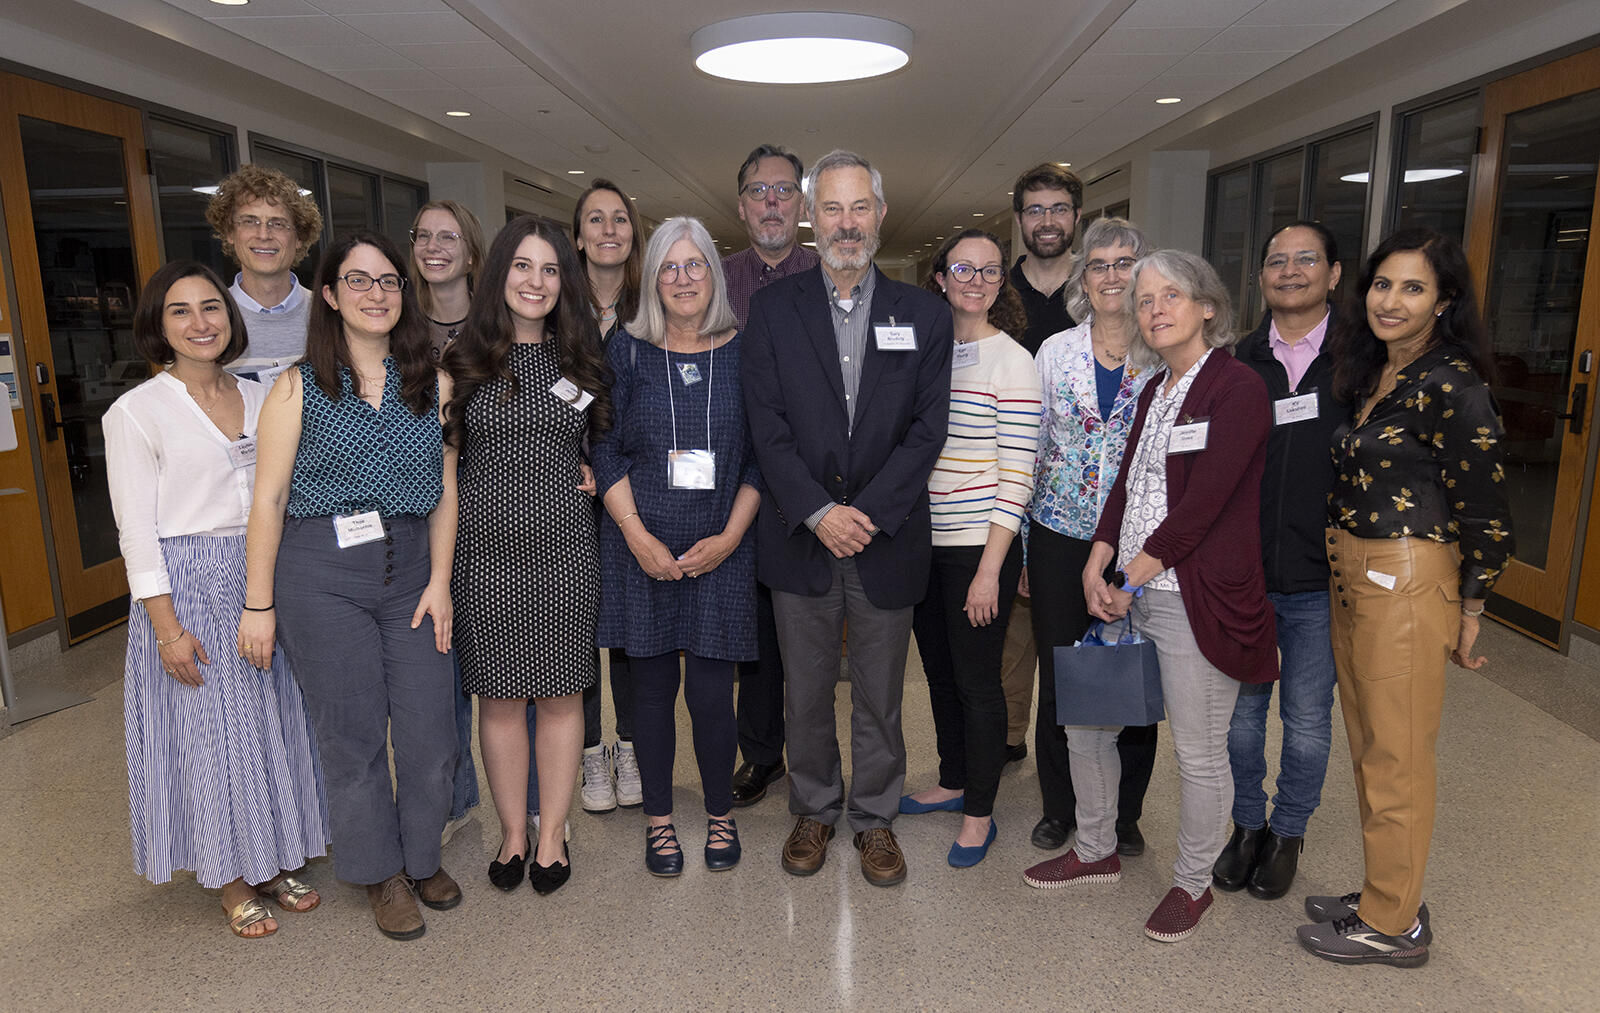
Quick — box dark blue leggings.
[630,651,737,818]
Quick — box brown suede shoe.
[853,827,907,887]
[367,874,425,940]
[411,866,461,911]
[781,817,835,876]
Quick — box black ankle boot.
[1212,824,1267,892]
[1247,830,1303,900]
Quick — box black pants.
[1029,525,1158,825]
[911,541,1023,818]
[735,582,785,765]
[581,648,632,748]
[631,651,736,818]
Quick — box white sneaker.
[580,743,617,812]
[614,740,643,808]
[528,814,572,843]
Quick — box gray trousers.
[277,516,457,886]
[772,556,913,832]
[1064,589,1239,897]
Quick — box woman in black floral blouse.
[1297,228,1512,969]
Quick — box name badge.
[1168,420,1209,455]
[667,449,716,490]
[952,342,980,370]
[874,322,917,351]
[225,436,257,470]
[1274,392,1320,426]
[333,510,385,549]
[677,362,702,386]
[550,377,594,411]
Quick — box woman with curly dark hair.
[442,215,610,896]
[897,228,1041,868]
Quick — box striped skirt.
[125,534,329,888]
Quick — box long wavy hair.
[442,215,612,448]
[305,231,434,415]
[572,179,642,326]
[1329,227,1493,403]
[921,228,1027,338]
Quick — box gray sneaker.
[1297,912,1429,967]
[1304,892,1432,945]
[580,744,616,813]
[613,740,643,808]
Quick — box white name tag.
[1168,420,1209,454]
[677,362,702,386]
[225,436,257,470]
[333,510,385,549]
[1274,392,1320,426]
[667,449,716,489]
[952,342,980,370]
[874,323,917,351]
[1366,569,1397,591]
[550,377,594,411]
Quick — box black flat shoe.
[1213,824,1267,892]
[704,816,741,871]
[1004,741,1027,766]
[529,843,570,895]
[646,823,684,877]
[488,852,525,892]
[730,760,786,807]
[1247,830,1303,900]
[1115,821,1145,857]
[1030,816,1073,851]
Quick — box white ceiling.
[150,0,1398,258]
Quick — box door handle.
[39,391,63,442]
[1555,382,1587,435]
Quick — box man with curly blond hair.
[205,164,323,381]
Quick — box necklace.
[184,378,235,417]
[1094,343,1127,365]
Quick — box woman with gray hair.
[591,216,761,876]
[1039,248,1277,945]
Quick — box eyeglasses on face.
[233,215,294,235]
[1263,252,1324,271]
[741,182,799,202]
[1085,257,1138,278]
[411,229,462,248]
[947,262,1004,284]
[1020,203,1075,222]
[338,272,406,293]
[658,259,709,284]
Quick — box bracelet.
[618,512,639,524]
[242,603,274,612]
[156,630,186,647]
[1463,606,1485,618]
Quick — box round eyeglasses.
[658,259,709,284]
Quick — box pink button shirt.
[1268,311,1330,391]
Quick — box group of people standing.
[107,147,1512,969]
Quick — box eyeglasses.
[339,272,406,293]
[1263,252,1324,271]
[741,182,799,202]
[233,215,294,235]
[658,259,709,284]
[411,228,462,248]
[1020,203,1075,222]
[947,263,1004,284]
[1085,257,1138,278]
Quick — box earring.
[1435,310,1443,317]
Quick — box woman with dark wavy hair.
[240,230,460,941]
[898,228,1041,868]
[443,215,610,897]
[1297,228,1512,968]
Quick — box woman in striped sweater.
[900,228,1042,868]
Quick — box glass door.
[1466,48,1600,643]
[0,72,161,641]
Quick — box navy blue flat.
[947,820,998,868]
[898,793,965,815]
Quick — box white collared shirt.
[1118,349,1212,592]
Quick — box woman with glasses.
[410,200,486,359]
[1019,218,1161,875]
[898,229,1040,868]
[239,231,461,941]
[590,217,759,876]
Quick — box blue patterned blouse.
[287,358,443,518]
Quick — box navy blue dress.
[593,330,760,661]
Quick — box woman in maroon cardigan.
[1029,249,1276,944]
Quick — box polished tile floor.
[0,621,1595,1011]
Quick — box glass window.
[1308,125,1376,292]
[147,116,235,274]
[1206,167,1250,315]
[327,164,380,242]
[1392,94,1480,243]
[252,144,325,288]
[382,178,426,255]
[1245,152,1304,317]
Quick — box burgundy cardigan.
[1092,350,1279,684]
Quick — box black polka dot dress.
[453,341,598,698]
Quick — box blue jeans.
[448,653,480,822]
[1226,590,1337,838]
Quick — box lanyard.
[663,339,714,451]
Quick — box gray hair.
[625,216,738,346]
[1126,249,1237,370]
[1065,217,1150,322]
[803,149,886,218]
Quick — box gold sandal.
[256,875,320,912]
[227,897,278,938]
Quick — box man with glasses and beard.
[1008,164,1082,356]
[742,150,952,888]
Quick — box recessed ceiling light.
[1155,97,1181,105]
[935,236,944,240]
[567,169,585,175]
[1055,162,1071,168]
[972,212,985,217]
[691,13,912,84]
[445,110,471,117]
[629,196,638,200]
[799,220,812,228]
[209,0,249,6]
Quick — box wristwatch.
[1113,570,1145,597]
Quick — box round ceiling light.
[692,13,912,84]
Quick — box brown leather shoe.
[781,816,835,876]
[412,866,461,910]
[367,874,425,940]
[853,827,907,887]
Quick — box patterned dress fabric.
[1118,350,1212,592]
[453,341,599,697]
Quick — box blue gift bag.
[1054,615,1165,727]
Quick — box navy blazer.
[741,265,953,609]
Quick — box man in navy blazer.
[741,150,952,887]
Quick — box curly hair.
[921,229,1027,338]
[204,164,323,268]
